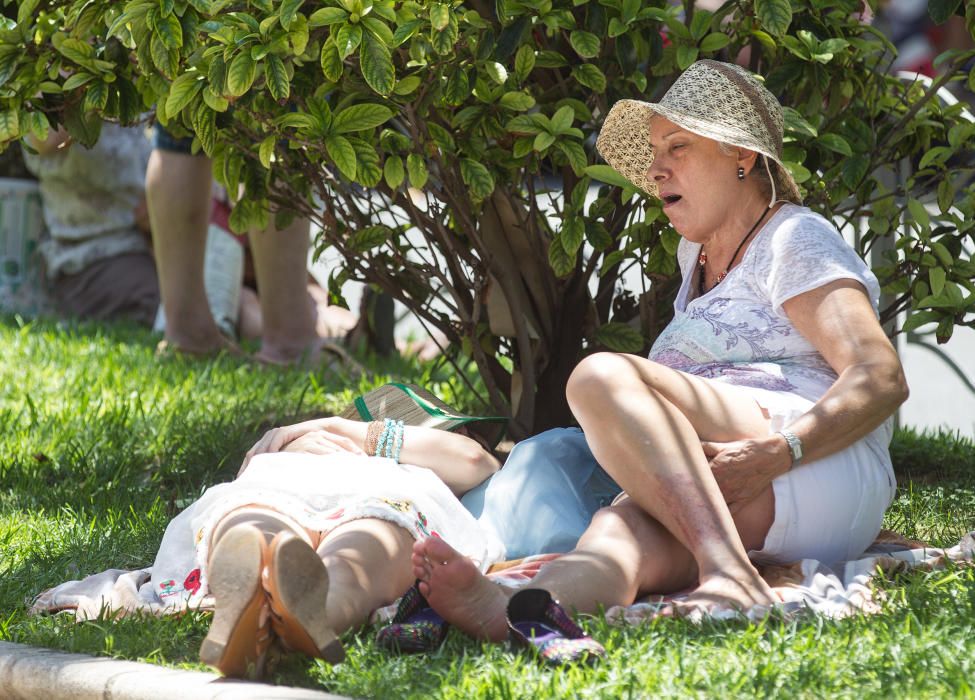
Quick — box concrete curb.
[0,641,349,699]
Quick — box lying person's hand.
[281,430,367,458]
[239,418,364,477]
[702,437,791,513]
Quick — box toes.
[421,536,460,563]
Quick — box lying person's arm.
[707,279,908,509]
[241,416,501,496]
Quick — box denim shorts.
[153,122,196,155]
[461,428,621,560]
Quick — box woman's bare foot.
[412,537,510,642]
[674,569,778,619]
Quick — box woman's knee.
[580,502,651,544]
[567,353,638,407]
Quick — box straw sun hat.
[340,382,507,447]
[595,59,802,206]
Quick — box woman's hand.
[238,417,364,477]
[702,436,791,513]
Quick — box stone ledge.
[0,641,348,700]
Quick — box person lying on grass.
[144,384,506,679]
[404,60,909,649]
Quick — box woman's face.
[645,115,745,242]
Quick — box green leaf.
[937,178,955,214]
[514,45,535,83]
[156,14,184,49]
[535,51,568,68]
[498,91,535,111]
[585,220,613,251]
[392,20,420,46]
[336,24,363,59]
[608,18,628,38]
[309,7,348,27]
[265,54,290,101]
[908,199,930,232]
[561,217,584,254]
[699,32,730,53]
[783,107,817,137]
[430,3,450,31]
[548,237,574,278]
[819,133,852,157]
[57,37,95,64]
[506,114,546,135]
[676,44,699,70]
[931,240,953,268]
[333,103,394,133]
[594,322,644,352]
[689,9,713,40]
[26,112,50,143]
[361,31,395,95]
[572,64,606,92]
[384,155,405,189]
[550,105,574,133]
[534,132,556,151]
[279,0,304,30]
[362,17,394,46]
[326,134,357,180]
[63,73,96,91]
[350,225,391,252]
[203,86,230,112]
[407,153,428,188]
[192,103,217,155]
[460,158,495,199]
[919,146,951,170]
[484,61,508,85]
[431,15,459,54]
[227,52,257,96]
[585,164,633,189]
[0,109,19,142]
[929,0,963,24]
[929,267,947,297]
[166,72,203,115]
[259,134,276,168]
[321,40,343,82]
[290,15,310,55]
[557,140,588,175]
[569,30,600,58]
[900,309,939,333]
[755,0,792,36]
[83,80,109,113]
[445,69,471,104]
[393,76,421,95]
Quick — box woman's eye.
[671,143,685,152]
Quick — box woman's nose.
[646,154,667,181]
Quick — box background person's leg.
[146,145,231,354]
[248,215,321,365]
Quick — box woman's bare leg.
[314,518,415,634]
[415,490,773,641]
[565,353,776,609]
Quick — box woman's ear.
[736,148,760,176]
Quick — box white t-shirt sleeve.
[757,210,881,318]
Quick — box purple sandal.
[376,581,449,654]
[506,588,605,666]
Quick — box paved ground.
[0,641,347,700]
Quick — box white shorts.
[744,388,897,564]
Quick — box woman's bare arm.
[707,279,908,509]
[241,416,501,496]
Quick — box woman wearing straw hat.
[85,384,507,678]
[410,60,908,640]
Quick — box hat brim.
[340,383,507,447]
[596,99,802,204]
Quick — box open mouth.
[661,194,682,207]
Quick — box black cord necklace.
[697,208,768,295]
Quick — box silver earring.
[737,167,745,181]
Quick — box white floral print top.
[648,204,881,405]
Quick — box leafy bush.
[1,0,973,436]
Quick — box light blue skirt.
[461,428,622,560]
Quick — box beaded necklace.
[697,208,768,295]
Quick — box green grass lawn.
[2,315,974,698]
